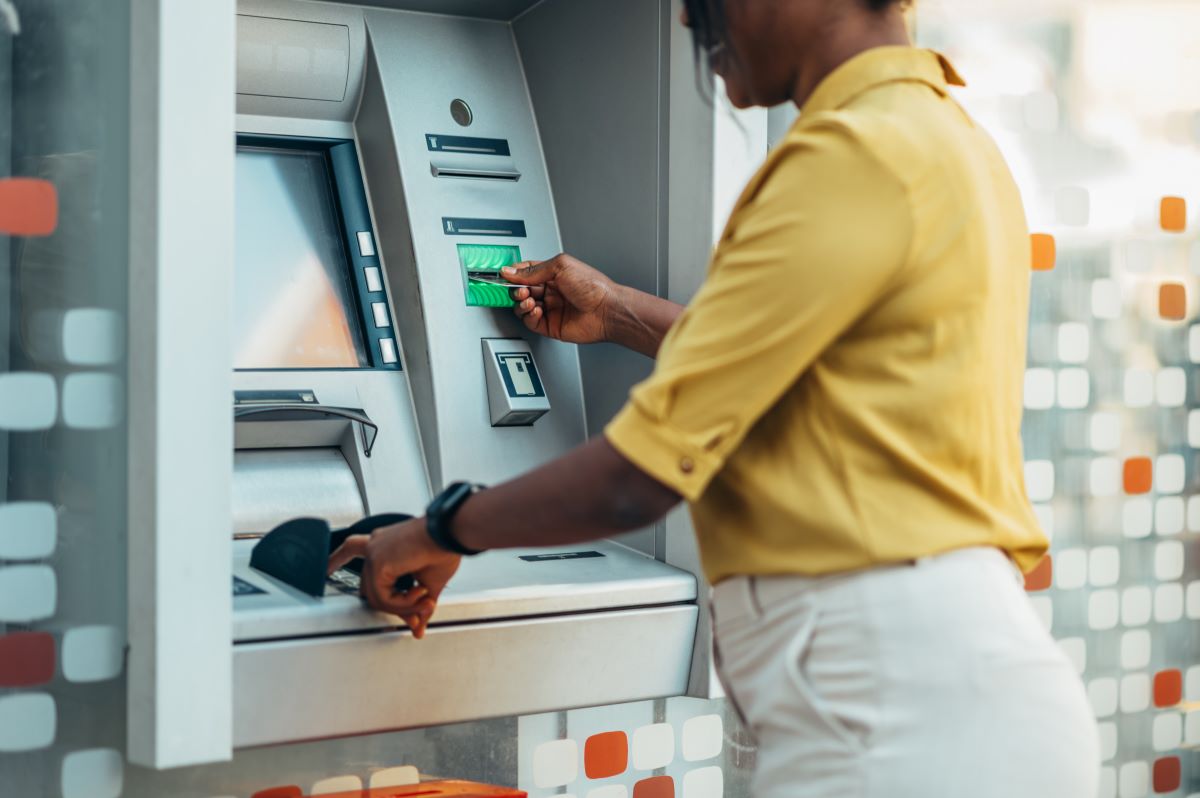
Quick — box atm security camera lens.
[451,99,473,127]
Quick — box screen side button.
[357,231,377,257]
[365,266,383,293]
[379,338,398,364]
[371,302,391,329]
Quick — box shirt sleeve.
[605,118,914,501]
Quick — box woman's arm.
[503,254,684,358]
[328,437,681,637]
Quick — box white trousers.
[711,547,1100,798]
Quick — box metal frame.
[235,133,401,371]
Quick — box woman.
[331,0,1100,794]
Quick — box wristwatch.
[425,481,486,556]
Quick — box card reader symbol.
[498,353,539,397]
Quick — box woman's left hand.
[328,517,462,639]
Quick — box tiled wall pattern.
[922,1,1200,795]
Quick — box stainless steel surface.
[357,230,376,256]
[233,603,698,747]
[379,337,398,363]
[237,15,350,102]
[358,9,588,488]
[315,0,541,21]
[365,265,383,292]
[233,537,697,640]
[232,448,365,536]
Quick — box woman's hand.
[327,517,461,639]
[503,254,618,344]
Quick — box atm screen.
[234,145,368,369]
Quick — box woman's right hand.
[502,254,617,345]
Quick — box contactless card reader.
[482,338,550,426]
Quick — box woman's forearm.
[453,436,681,552]
[606,284,685,358]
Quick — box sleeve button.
[680,457,695,474]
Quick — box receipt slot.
[483,338,550,426]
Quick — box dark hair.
[682,0,906,63]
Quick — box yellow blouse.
[605,47,1048,584]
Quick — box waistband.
[711,546,1019,624]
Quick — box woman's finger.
[328,535,369,575]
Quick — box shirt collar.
[800,47,966,117]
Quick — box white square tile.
[1124,239,1154,272]
[586,787,628,798]
[1057,186,1091,226]
[62,308,123,367]
[1092,413,1122,452]
[1025,369,1056,409]
[1156,541,1186,581]
[1098,722,1118,761]
[533,739,578,789]
[1024,461,1055,502]
[1118,760,1148,798]
[1123,498,1153,539]
[1156,454,1186,493]
[1058,638,1087,674]
[1157,368,1188,407]
[1089,678,1119,718]
[1056,548,1088,589]
[681,714,724,762]
[631,723,675,771]
[61,749,123,798]
[0,502,56,560]
[682,766,724,798]
[1189,496,1200,532]
[1191,410,1200,449]
[1187,666,1200,702]
[1120,630,1152,670]
[1124,369,1154,408]
[0,693,55,751]
[311,776,361,795]
[1093,279,1123,319]
[1156,584,1185,623]
[1120,674,1150,713]
[1187,581,1200,620]
[1190,326,1200,363]
[1091,458,1121,497]
[1123,587,1153,626]
[369,767,420,788]
[0,372,57,431]
[1186,711,1200,746]
[1058,369,1090,408]
[1153,713,1183,752]
[1089,590,1120,630]
[0,565,56,622]
[62,626,123,683]
[1156,497,1185,536]
[62,373,123,430]
[1089,547,1120,587]
[1057,323,1090,363]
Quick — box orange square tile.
[584,731,629,779]
[1161,197,1187,233]
[1160,283,1187,320]
[1124,457,1153,495]
[633,776,675,798]
[1154,756,1181,793]
[1154,669,1183,707]
[1024,555,1053,592]
[1031,233,1057,271]
[251,788,302,798]
[0,177,58,237]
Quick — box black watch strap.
[425,481,485,556]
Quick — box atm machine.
[228,0,699,748]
